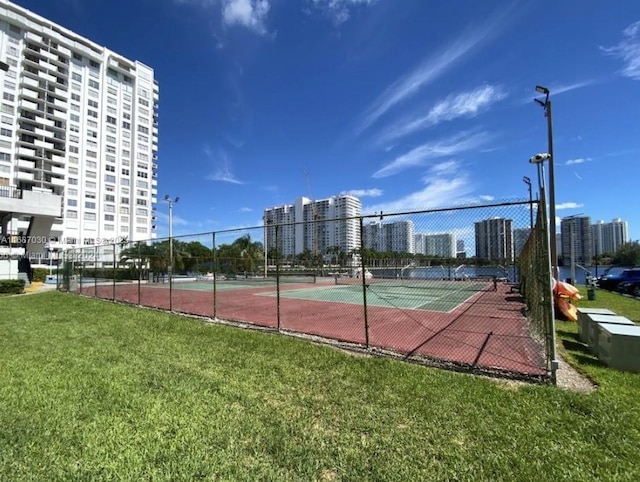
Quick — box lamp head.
[535,85,549,95]
[529,153,551,164]
[164,194,170,201]
[174,197,180,203]
[523,176,531,185]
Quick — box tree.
[612,241,640,266]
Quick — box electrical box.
[598,324,640,373]
[577,308,616,342]
[588,315,635,354]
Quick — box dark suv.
[597,267,640,291]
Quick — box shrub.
[0,279,26,294]
[32,268,49,283]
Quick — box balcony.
[51,154,65,164]
[50,177,65,187]
[25,32,44,44]
[19,87,40,100]
[38,71,57,83]
[18,159,36,170]
[34,139,54,150]
[50,165,66,176]
[19,99,40,111]
[20,77,40,89]
[18,147,37,157]
[16,171,34,181]
[34,127,49,138]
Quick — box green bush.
[32,268,49,283]
[0,279,26,294]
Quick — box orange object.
[554,294,578,321]
[553,279,582,301]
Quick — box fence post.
[137,242,141,305]
[112,243,116,301]
[276,224,281,331]
[359,217,369,348]
[212,232,217,319]
[94,246,98,296]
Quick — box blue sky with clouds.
[14,0,640,241]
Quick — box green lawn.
[1,290,639,481]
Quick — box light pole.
[263,216,272,278]
[529,152,558,383]
[534,85,557,278]
[523,176,533,231]
[163,195,179,280]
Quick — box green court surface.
[260,282,488,312]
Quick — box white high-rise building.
[474,217,514,261]
[592,218,629,256]
[264,194,361,259]
[363,220,415,254]
[414,232,456,258]
[0,0,158,263]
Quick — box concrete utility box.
[598,324,640,373]
[589,316,636,355]
[577,308,616,342]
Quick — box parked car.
[618,280,640,298]
[597,267,640,291]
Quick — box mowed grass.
[0,292,639,481]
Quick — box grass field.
[1,289,639,480]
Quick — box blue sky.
[14,0,640,242]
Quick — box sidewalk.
[24,282,58,295]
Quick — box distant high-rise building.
[363,220,414,254]
[513,228,531,257]
[474,217,514,261]
[592,218,629,255]
[264,194,361,258]
[560,216,592,265]
[414,232,456,258]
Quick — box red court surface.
[78,280,548,380]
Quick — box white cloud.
[372,131,490,178]
[479,195,495,201]
[222,0,270,34]
[240,207,253,212]
[565,158,591,165]
[556,202,584,210]
[363,161,476,214]
[377,84,507,144]
[309,0,377,25]
[354,4,519,135]
[341,188,383,198]
[521,79,596,104]
[204,145,244,184]
[601,20,640,80]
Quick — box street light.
[163,195,179,280]
[523,176,533,231]
[534,85,557,278]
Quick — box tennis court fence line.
[59,199,555,383]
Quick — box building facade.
[363,220,415,254]
[592,218,629,256]
[264,194,361,259]
[474,217,514,261]
[0,0,158,265]
[560,216,592,266]
[414,232,456,258]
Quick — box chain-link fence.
[61,199,554,382]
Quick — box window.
[122,121,131,130]
[137,126,148,134]
[3,93,15,102]
[87,130,97,138]
[121,178,130,186]
[85,192,96,199]
[106,145,116,154]
[85,201,96,209]
[105,185,115,192]
[84,238,95,245]
[86,181,97,189]
[105,194,115,202]
[88,100,98,108]
[0,152,10,162]
[70,103,80,112]
[105,214,115,221]
[136,171,148,179]
[137,133,148,143]
[67,199,77,206]
[106,135,116,144]
[66,237,78,245]
[122,150,130,158]
[139,98,150,107]
[86,150,97,158]
[121,168,129,176]
[73,52,82,61]
[105,165,115,173]
[72,72,82,81]
[88,89,99,98]
[69,146,79,154]
[3,81,15,90]
[69,135,79,143]
[136,208,148,216]
[1,104,13,114]
[136,217,146,224]
[67,188,78,197]
[136,227,147,234]
[1,116,12,125]
[137,152,149,161]
[68,178,78,185]
[84,212,96,221]
[87,110,98,118]
[121,215,129,223]
[0,128,11,137]
[104,224,115,231]
[86,170,97,179]
[121,197,129,205]
[121,207,130,214]
[106,116,116,125]
[123,112,131,120]
[88,80,99,89]
[71,82,81,91]
[104,174,116,183]
[71,93,81,102]
[136,189,147,197]
[66,210,77,219]
[70,124,80,133]
[68,167,78,175]
[121,187,130,195]
[107,106,117,115]
[104,204,115,213]
[106,126,117,134]
[87,120,98,128]
[136,199,147,206]
[87,140,97,148]
[70,114,80,123]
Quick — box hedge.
[0,279,26,294]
